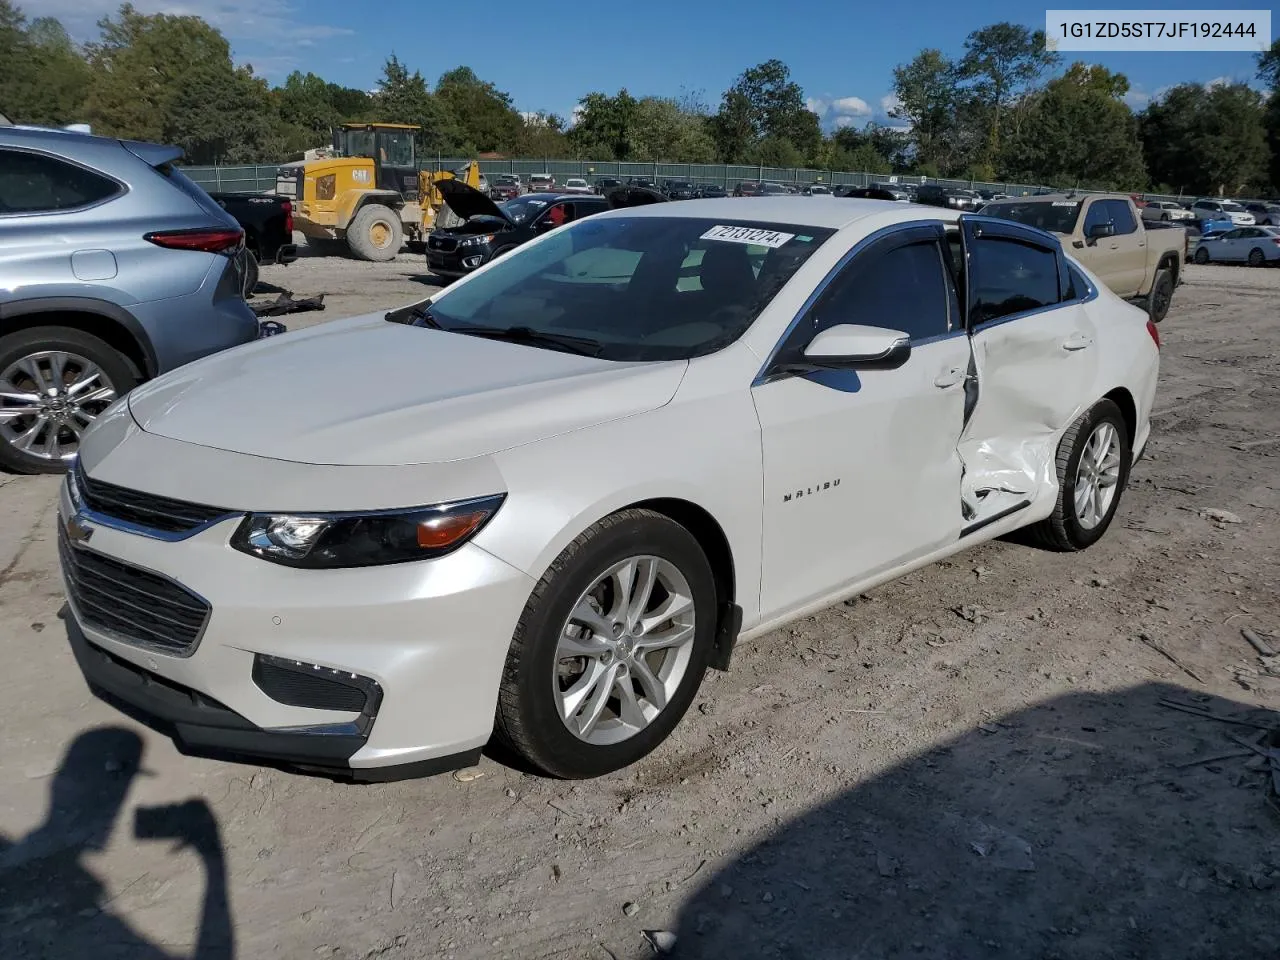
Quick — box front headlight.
[230,494,505,569]
[459,234,495,247]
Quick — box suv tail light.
[1146,319,1161,349]
[282,200,293,234]
[145,228,244,254]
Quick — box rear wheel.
[0,327,135,474]
[494,509,717,779]
[1193,246,1210,264]
[346,204,403,262]
[1247,247,1265,267]
[1147,268,1174,323]
[1028,399,1131,552]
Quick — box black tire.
[242,251,259,298]
[494,509,717,779]
[1027,399,1131,552]
[346,204,403,262]
[1193,246,1210,264]
[1247,247,1265,267]
[1147,267,1174,323]
[0,327,137,475]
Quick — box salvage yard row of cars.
[7,118,1165,785]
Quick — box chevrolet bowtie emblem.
[65,513,94,544]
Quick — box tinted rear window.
[0,149,123,214]
[155,163,226,217]
[983,201,1082,234]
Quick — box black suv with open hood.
[425,181,666,279]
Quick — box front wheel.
[1247,247,1265,267]
[494,509,717,779]
[1028,399,1131,552]
[1193,247,1210,264]
[346,204,403,262]
[0,327,136,474]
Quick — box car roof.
[522,191,603,202]
[591,196,941,230]
[1,124,120,148]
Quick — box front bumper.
[57,465,536,778]
[66,613,480,780]
[426,245,488,276]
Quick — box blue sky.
[39,0,1278,128]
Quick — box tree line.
[2,2,1277,195]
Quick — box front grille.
[75,462,231,534]
[428,235,457,252]
[59,526,210,656]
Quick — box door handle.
[934,367,966,388]
[1062,333,1093,351]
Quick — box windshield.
[379,130,414,166]
[1221,202,1246,212]
[982,200,1083,234]
[668,182,693,190]
[761,183,790,195]
[423,216,835,361]
[498,195,551,224]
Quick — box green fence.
[181,160,1185,204]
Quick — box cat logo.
[353,169,370,184]
[783,479,840,503]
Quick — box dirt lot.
[1,257,1279,960]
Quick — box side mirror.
[1086,222,1115,244]
[799,324,912,370]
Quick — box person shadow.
[668,682,1280,960]
[0,727,234,959]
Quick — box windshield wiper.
[449,324,604,357]
[384,300,441,327]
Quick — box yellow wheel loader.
[275,123,482,261]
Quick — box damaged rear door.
[955,216,1099,530]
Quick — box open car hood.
[435,179,512,224]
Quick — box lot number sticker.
[702,225,795,248]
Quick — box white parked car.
[1141,200,1195,222]
[1190,199,1255,226]
[561,177,594,195]
[60,199,1160,782]
[1191,225,1280,266]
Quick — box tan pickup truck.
[979,193,1184,322]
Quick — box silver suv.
[0,124,261,473]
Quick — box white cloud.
[880,94,903,116]
[833,115,857,129]
[806,97,830,116]
[1205,75,1232,89]
[33,0,352,76]
[1123,88,1151,109]
[831,96,872,118]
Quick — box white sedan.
[1191,225,1280,266]
[60,199,1160,782]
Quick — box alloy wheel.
[554,555,697,746]
[0,351,117,463]
[1073,421,1122,531]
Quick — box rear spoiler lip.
[121,139,186,168]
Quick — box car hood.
[435,179,511,224]
[125,314,687,466]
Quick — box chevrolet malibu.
[60,199,1160,782]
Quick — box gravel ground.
[1,261,1279,960]
[251,236,445,330]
